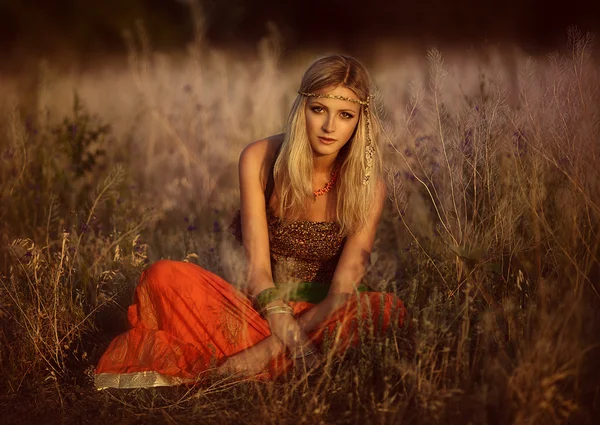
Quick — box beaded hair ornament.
[298,91,375,185]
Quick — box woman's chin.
[309,141,341,157]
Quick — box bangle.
[255,287,282,312]
[263,304,294,318]
[289,344,318,360]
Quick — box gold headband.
[298,91,372,106]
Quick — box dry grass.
[1,27,599,425]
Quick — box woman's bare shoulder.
[239,134,285,185]
[240,134,284,160]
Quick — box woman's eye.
[310,106,324,113]
[341,112,355,119]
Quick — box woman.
[94,54,406,389]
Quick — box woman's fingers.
[267,314,312,351]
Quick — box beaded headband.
[298,90,375,185]
[298,91,373,106]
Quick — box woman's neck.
[312,152,338,175]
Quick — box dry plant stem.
[537,209,599,298]
[528,141,600,217]
[160,410,178,425]
[387,161,452,292]
[390,143,457,247]
[395,81,457,244]
[8,108,28,197]
[52,232,68,369]
[1,259,61,376]
[483,96,503,219]
[518,95,548,286]
[452,260,497,308]
[193,374,263,398]
[509,129,600,299]
[57,293,117,348]
[90,219,153,274]
[45,196,56,261]
[570,29,591,114]
[413,142,455,230]
[71,166,124,281]
[251,382,272,425]
[429,50,462,238]
[397,206,451,293]
[285,304,356,397]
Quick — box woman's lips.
[319,136,337,145]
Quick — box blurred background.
[1,0,599,70]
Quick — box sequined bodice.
[267,211,345,284]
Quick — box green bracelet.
[255,287,283,312]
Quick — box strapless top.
[267,211,345,285]
[230,210,346,285]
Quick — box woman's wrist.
[254,287,284,313]
[263,299,286,309]
[255,289,314,355]
[263,303,294,319]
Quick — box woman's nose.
[322,115,335,133]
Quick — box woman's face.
[304,85,361,158]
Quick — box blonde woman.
[94,55,406,389]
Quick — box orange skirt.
[94,260,406,389]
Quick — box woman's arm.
[237,137,313,349]
[220,137,317,375]
[238,138,277,296]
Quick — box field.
[1,29,599,424]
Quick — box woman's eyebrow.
[311,100,358,114]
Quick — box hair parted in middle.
[273,54,383,235]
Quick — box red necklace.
[313,168,339,198]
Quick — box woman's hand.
[267,313,324,372]
[266,312,307,348]
[263,300,313,353]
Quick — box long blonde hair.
[273,54,383,235]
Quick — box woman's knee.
[142,259,179,283]
[141,259,218,294]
